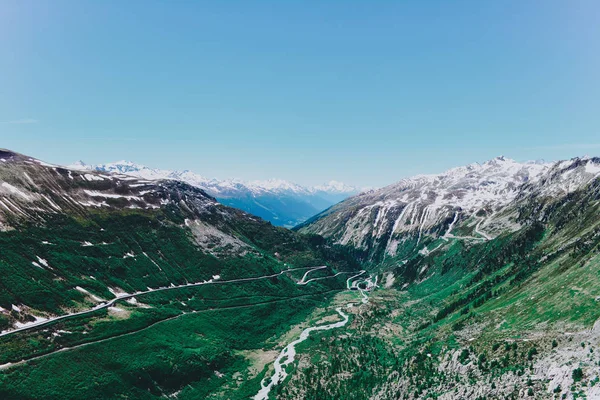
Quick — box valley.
[0,150,599,399]
[256,271,377,400]
[69,160,361,228]
[0,149,363,399]
[4,2,597,398]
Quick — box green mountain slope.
[284,158,600,399]
[0,149,360,399]
[2,149,600,399]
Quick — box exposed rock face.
[67,160,361,227]
[0,149,225,230]
[298,157,600,261]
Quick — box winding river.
[254,269,375,400]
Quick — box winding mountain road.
[0,265,336,339]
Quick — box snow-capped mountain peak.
[313,180,357,194]
[298,156,600,259]
[68,160,88,170]
[296,157,563,255]
[66,160,360,227]
[69,161,358,197]
[68,160,176,181]
[247,179,309,194]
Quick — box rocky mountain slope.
[69,160,360,227]
[0,148,359,324]
[297,156,600,262]
[0,148,366,400]
[287,155,600,399]
[3,149,600,399]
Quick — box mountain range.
[297,156,599,260]
[2,149,600,399]
[68,160,361,227]
[292,155,600,398]
[0,148,359,399]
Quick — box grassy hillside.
[2,150,600,399]
[0,205,361,399]
[279,178,600,399]
[0,151,362,399]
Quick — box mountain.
[4,150,600,399]
[297,157,558,260]
[0,149,360,399]
[287,155,600,399]
[68,161,360,227]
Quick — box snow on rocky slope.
[68,161,360,227]
[298,156,600,259]
[0,150,226,231]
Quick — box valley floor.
[0,265,367,399]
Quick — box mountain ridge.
[297,155,600,261]
[68,160,362,227]
[3,149,600,398]
[0,147,360,332]
[68,160,361,195]
[287,154,600,399]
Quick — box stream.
[254,269,376,400]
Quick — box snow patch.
[83,190,141,200]
[108,287,130,298]
[75,286,105,302]
[14,315,48,328]
[36,256,49,268]
[1,182,32,200]
[83,174,105,181]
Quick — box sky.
[1,1,599,187]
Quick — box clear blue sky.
[1,1,599,187]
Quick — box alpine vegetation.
[1,150,599,399]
